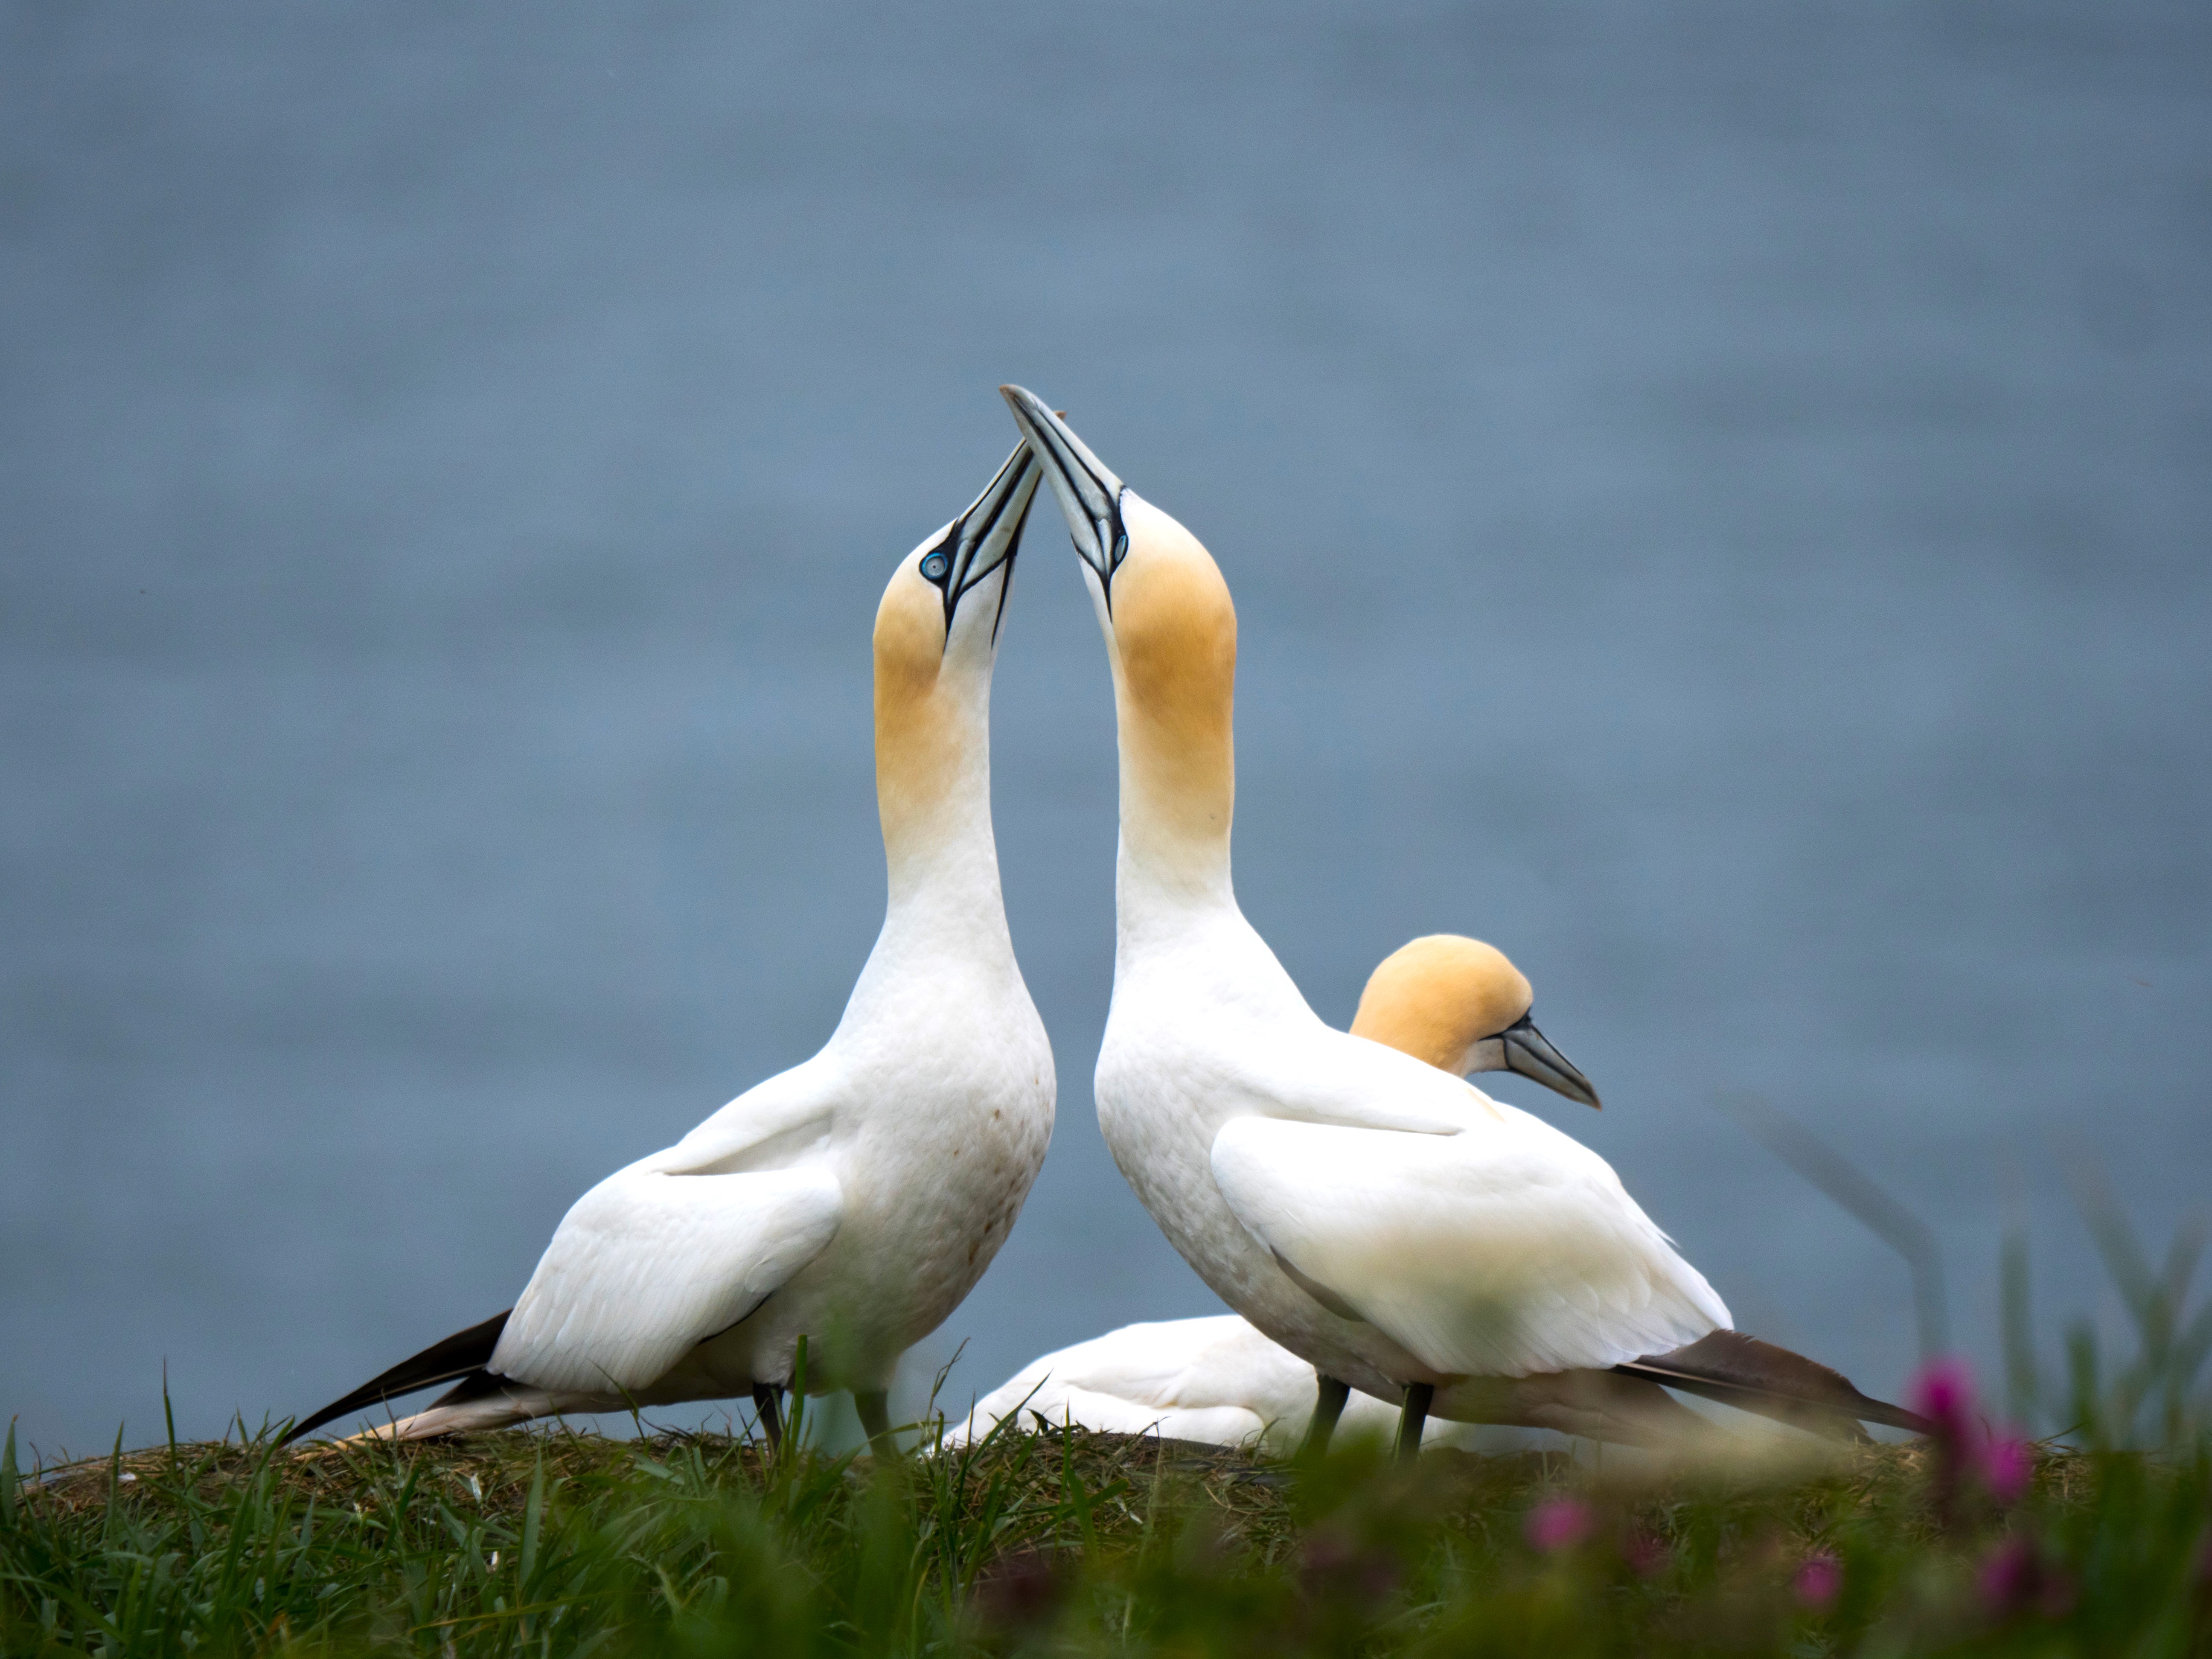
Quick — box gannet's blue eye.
[920,551,950,582]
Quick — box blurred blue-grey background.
[4,2,2207,1457]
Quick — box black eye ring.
[920,550,951,582]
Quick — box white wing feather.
[949,1316,1307,1449]
[1211,1111,1727,1378]
[489,1163,841,1393]
[943,1315,1488,1453]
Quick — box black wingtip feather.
[279,1310,512,1446]
[1616,1329,1934,1439]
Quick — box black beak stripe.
[998,385,1129,606]
[917,443,1039,650]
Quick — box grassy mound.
[4,1414,2206,1656]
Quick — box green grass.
[9,1205,2209,1655]
[3,1410,2206,1657]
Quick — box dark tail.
[1615,1330,1932,1441]
[280,1310,512,1446]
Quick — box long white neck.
[885,726,1012,958]
[1093,531,1310,1019]
[870,662,1016,974]
[1110,696,1238,956]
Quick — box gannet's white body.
[1001,389,1731,1443]
[943,1316,1482,1455]
[288,448,1056,1446]
[1096,916,1725,1402]
[944,921,1921,1453]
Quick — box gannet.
[998,387,1925,1458]
[282,445,1057,1454]
[942,1315,1482,1456]
[946,930,1918,1456]
[1341,934,1923,1446]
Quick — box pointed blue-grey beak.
[915,442,1042,645]
[1500,1013,1602,1110]
[998,385,1127,598]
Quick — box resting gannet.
[999,388,1925,1459]
[943,1315,1482,1455]
[282,445,1057,1454]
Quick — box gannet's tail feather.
[1479,1369,1725,1448]
[347,1382,579,1444]
[1616,1330,1930,1440]
[280,1310,512,1445]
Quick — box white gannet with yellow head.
[998,385,1735,1457]
[1336,935,1921,1447]
[282,445,1057,1454]
[946,923,1923,1454]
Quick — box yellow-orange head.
[870,444,1039,877]
[1352,934,1601,1109]
[999,387,1236,882]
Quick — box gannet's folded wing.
[661,1053,841,1175]
[1230,1036,1488,1137]
[489,1165,841,1393]
[1210,1117,1726,1378]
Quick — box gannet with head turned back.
[1342,935,1925,1446]
[282,445,1057,1453]
[1002,384,1777,1458]
[949,929,1920,1454]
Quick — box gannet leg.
[752,1383,785,1450]
[855,1389,895,1458]
[1395,1382,1434,1462]
[1298,1374,1351,1461]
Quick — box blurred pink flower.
[1979,1436,2033,1504]
[1978,1537,2035,1611]
[1978,1536,2075,1620]
[1908,1358,2037,1511]
[1793,1552,1842,1610]
[1909,1356,1979,1441]
[1622,1531,1671,1578]
[1525,1497,1596,1554]
[1297,1528,1401,1603]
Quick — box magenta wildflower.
[1908,1356,1979,1441]
[1910,1357,1982,1523]
[1906,1358,2037,1513]
[1621,1531,1671,1578]
[1298,1527,1401,1603]
[1793,1552,1842,1610]
[1978,1537,2035,1611]
[1977,1536,2075,1620]
[1979,1436,2033,1504]
[1525,1497,1597,1554]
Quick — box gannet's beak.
[922,442,1043,644]
[1499,1014,1602,1110]
[998,384,1127,597]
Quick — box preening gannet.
[999,388,1925,1459]
[282,445,1057,1453]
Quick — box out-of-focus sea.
[3,1,2206,1455]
